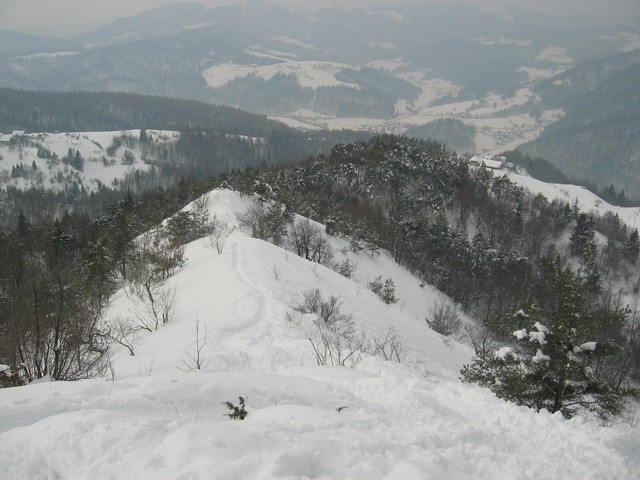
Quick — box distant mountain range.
[520,49,640,197]
[0,1,639,193]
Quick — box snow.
[202,61,360,90]
[1,189,638,479]
[529,323,548,345]
[532,349,551,363]
[518,66,565,82]
[273,36,317,50]
[533,322,550,334]
[366,57,408,72]
[580,342,598,352]
[494,347,516,361]
[471,38,532,47]
[182,22,214,31]
[619,33,640,52]
[513,329,528,340]
[212,59,560,153]
[536,47,575,65]
[379,10,407,23]
[268,116,323,131]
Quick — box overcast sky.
[1,0,639,38]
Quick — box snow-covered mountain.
[2,2,639,157]
[0,189,638,479]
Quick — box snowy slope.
[0,130,178,192]
[504,170,640,231]
[0,189,638,480]
[202,61,359,90]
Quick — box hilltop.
[0,189,638,479]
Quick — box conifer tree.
[461,265,627,420]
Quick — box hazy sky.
[1,0,639,38]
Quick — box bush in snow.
[223,396,247,420]
[461,267,630,421]
[164,196,215,246]
[368,275,398,304]
[237,202,289,245]
[288,218,333,264]
[295,289,368,367]
[127,233,181,332]
[0,364,29,388]
[426,295,462,338]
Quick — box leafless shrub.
[465,322,496,357]
[295,289,368,367]
[329,258,358,279]
[284,308,303,325]
[179,316,211,372]
[309,318,368,368]
[208,215,234,254]
[129,284,180,332]
[295,288,323,315]
[371,326,407,363]
[237,202,288,245]
[108,315,140,356]
[288,218,333,264]
[427,295,462,338]
[272,262,281,280]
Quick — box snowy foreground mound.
[1,190,638,479]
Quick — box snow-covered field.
[1,189,638,479]
[0,130,178,192]
[202,60,359,90]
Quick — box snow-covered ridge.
[503,170,640,231]
[202,60,360,90]
[0,189,637,479]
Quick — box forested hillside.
[0,89,369,223]
[521,50,640,197]
[218,135,640,408]
[0,88,289,133]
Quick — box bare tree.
[107,315,140,356]
[289,218,334,265]
[179,316,211,372]
[129,284,179,332]
[208,216,234,254]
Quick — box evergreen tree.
[625,229,640,265]
[461,266,627,420]
[570,213,597,266]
